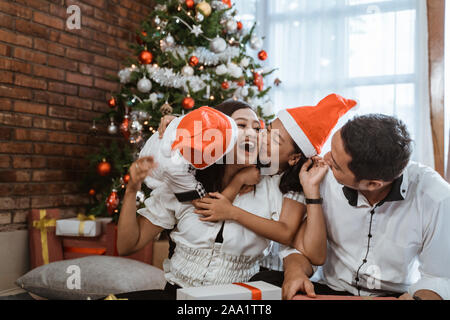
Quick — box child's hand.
[157,115,177,139]
[236,166,261,186]
[299,157,329,198]
[127,157,158,193]
[194,192,235,222]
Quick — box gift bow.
[77,213,96,236]
[32,210,57,265]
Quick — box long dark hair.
[278,143,309,194]
[195,99,254,193]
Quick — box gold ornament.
[160,102,173,115]
[196,1,212,17]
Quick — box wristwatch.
[305,198,323,205]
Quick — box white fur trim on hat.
[277,109,317,158]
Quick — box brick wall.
[0,0,154,231]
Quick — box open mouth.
[239,140,257,153]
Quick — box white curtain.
[236,0,434,167]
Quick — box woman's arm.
[221,166,261,202]
[117,157,163,256]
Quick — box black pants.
[109,282,180,300]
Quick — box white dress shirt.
[138,175,285,288]
[280,162,450,299]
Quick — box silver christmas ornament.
[181,65,194,76]
[107,118,118,135]
[226,19,237,33]
[130,120,143,134]
[196,12,204,22]
[137,76,152,93]
[250,36,263,50]
[210,36,227,53]
[154,16,161,25]
[165,33,175,47]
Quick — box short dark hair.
[340,114,413,182]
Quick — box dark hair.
[195,99,253,192]
[278,143,309,194]
[340,114,413,182]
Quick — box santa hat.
[171,106,238,169]
[277,94,357,157]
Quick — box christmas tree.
[82,0,278,221]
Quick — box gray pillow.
[16,256,166,300]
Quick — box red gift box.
[61,220,153,264]
[28,209,63,269]
[293,295,398,300]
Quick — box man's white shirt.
[280,162,450,299]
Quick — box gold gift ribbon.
[77,213,96,236]
[104,294,128,300]
[32,210,56,265]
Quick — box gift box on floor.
[28,209,63,269]
[177,281,281,300]
[293,295,398,300]
[56,214,102,237]
[61,219,153,265]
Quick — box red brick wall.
[0,0,154,231]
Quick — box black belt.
[174,190,202,202]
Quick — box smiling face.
[230,108,261,165]
[260,118,298,173]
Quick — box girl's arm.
[117,157,164,256]
[195,193,305,246]
[292,158,329,266]
[221,166,261,202]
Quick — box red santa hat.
[277,94,358,157]
[172,106,238,169]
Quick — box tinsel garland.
[163,45,241,66]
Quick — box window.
[236,0,434,166]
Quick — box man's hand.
[194,192,236,222]
[157,115,176,139]
[282,268,316,300]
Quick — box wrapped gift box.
[28,209,63,269]
[177,281,281,300]
[293,295,398,300]
[56,216,102,237]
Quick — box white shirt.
[138,175,285,288]
[280,162,450,299]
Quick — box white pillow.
[16,256,166,300]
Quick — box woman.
[115,100,318,300]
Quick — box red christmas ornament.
[97,159,111,177]
[185,0,195,9]
[139,50,153,65]
[221,81,230,90]
[106,189,119,216]
[123,174,130,184]
[253,72,264,91]
[107,97,116,108]
[237,21,243,31]
[259,119,266,130]
[258,50,268,61]
[189,56,199,67]
[120,115,130,140]
[222,0,232,8]
[182,97,195,110]
[136,31,147,45]
[88,188,96,196]
[237,78,246,87]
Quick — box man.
[281,114,450,300]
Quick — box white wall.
[446,1,450,181]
